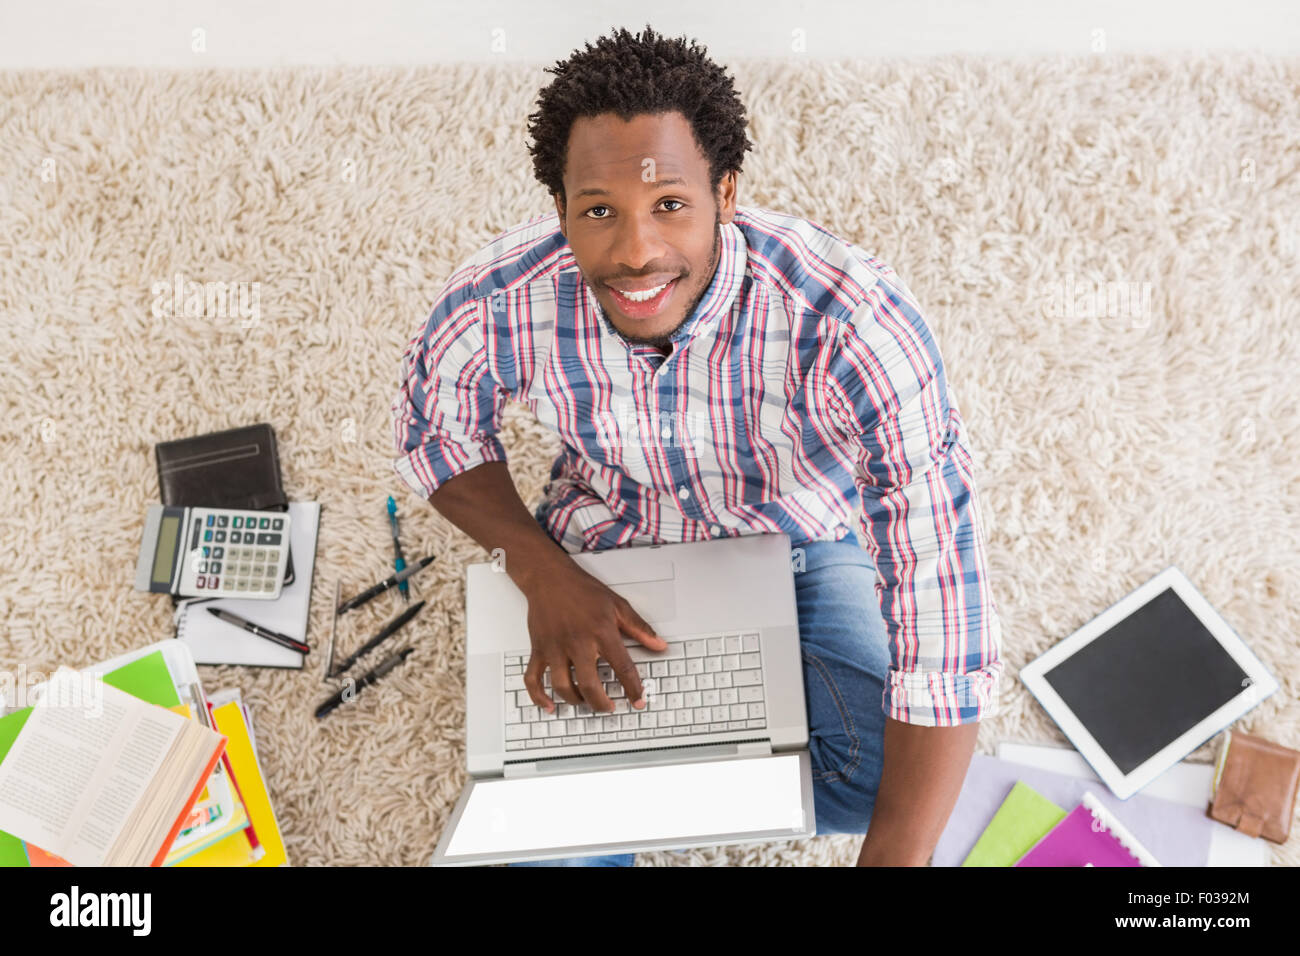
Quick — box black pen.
[316,647,414,718]
[208,607,310,654]
[329,600,426,677]
[337,556,436,614]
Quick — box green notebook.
[961,781,1068,867]
[0,651,182,866]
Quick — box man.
[392,24,1004,866]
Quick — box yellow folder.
[177,701,287,867]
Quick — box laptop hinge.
[503,738,772,778]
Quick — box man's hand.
[520,559,667,714]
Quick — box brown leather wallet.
[1206,729,1300,844]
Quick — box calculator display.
[152,515,180,584]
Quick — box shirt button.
[677,487,690,500]
[660,427,672,439]
[710,525,721,536]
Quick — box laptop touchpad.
[577,555,676,624]
[607,579,676,624]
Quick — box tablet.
[1019,565,1278,800]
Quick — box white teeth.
[616,282,669,302]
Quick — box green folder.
[961,781,1068,867]
[0,651,182,866]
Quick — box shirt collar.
[574,218,747,353]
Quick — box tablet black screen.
[1041,586,1249,775]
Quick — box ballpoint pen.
[328,600,426,678]
[336,555,435,614]
[324,579,342,682]
[316,647,414,719]
[386,496,409,601]
[207,607,310,655]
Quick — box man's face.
[554,110,737,350]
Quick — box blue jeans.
[509,536,891,866]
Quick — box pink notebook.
[1015,790,1161,867]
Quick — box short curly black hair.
[526,24,753,206]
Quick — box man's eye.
[584,200,685,220]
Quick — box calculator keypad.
[177,507,290,600]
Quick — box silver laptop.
[430,531,816,865]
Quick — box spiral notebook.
[174,502,320,668]
[1015,790,1161,867]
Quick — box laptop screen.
[444,754,805,859]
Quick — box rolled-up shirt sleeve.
[392,294,508,500]
[823,273,1004,727]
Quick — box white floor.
[1,0,1297,68]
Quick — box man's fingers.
[617,599,667,651]
[547,655,584,707]
[605,640,646,710]
[572,656,614,714]
[523,652,554,712]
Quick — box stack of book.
[0,642,286,867]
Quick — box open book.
[0,668,225,866]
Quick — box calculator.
[134,504,292,600]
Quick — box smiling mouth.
[606,277,680,318]
[612,281,671,301]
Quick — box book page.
[0,668,181,866]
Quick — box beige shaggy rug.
[1,52,1297,867]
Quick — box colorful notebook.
[1015,790,1161,867]
[161,700,250,865]
[207,700,287,867]
[174,690,272,867]
[962,782,1067,867]
[172,826,261,866]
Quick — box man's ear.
[553,193,566,237]
[716,172,738,226]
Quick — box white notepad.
[174,502,321,668]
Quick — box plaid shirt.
[393,204,1003,726]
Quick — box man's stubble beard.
[598,212,722,350]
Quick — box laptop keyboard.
[502,631,766,751]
